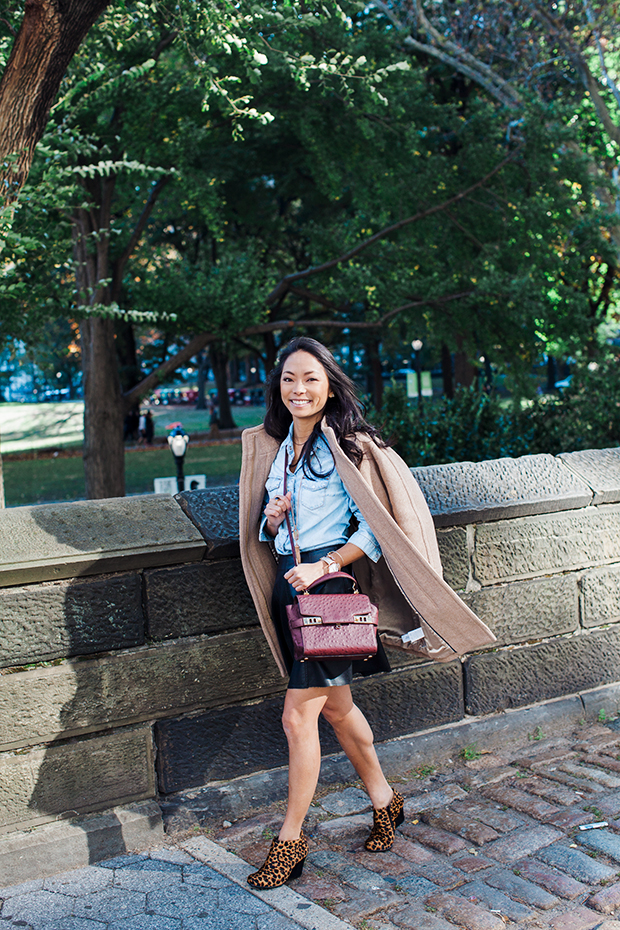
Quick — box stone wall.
[0,448,618,836]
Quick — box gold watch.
[321,556,340,574]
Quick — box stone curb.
[0,800,165,887]
[181,835,354,930]
[162,684,620,828]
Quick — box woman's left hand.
[284,560,330,593]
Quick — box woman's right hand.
[263,491,292,536]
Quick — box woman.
[239,337,494,889]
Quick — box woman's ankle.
[278,824,304,842]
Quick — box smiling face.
[280,350,331,434]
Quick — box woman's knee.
[321,690,355,728]
[282,693,324,741]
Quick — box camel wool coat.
[239,422,496,677]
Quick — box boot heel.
[394,809,405,828]
[289,857,305,880]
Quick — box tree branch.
[531,2,620,146]
[265,151,520,306]
[370,0,521,107]
[111,175,171,300]
[122,292,475,409]
[583,0,620,112]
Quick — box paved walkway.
[5,720,620,929]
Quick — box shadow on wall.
[11,498,190,861]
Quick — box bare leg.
[278,684,393,842]
[279,687,329,841]
[321,685,393,810]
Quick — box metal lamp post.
[168,425,189,492]
[411,339,423,404]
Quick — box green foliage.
[373,385,530,466]
[523,355,620,454]
[460,743,482,761]
[372,352,620,467]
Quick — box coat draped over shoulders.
[239,422,495,678]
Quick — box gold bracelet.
[328,550,344,568]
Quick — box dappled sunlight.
[0,402,84,453]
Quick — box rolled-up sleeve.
[347,499,382,562]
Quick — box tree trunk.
[80,317,125,498]
[0,433,5,508]
[196,350,207,409]
[0,0,111,199]
[115,318,140,393]
[264,330,278,373]
[453,334,476,388]
[209,343,236,429]
[367,337,383,410]
[441,343,454,399]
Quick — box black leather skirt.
[272,546,391,690]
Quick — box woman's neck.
[292,427,314,445]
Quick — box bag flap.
[297,592,374,621]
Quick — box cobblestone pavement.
[210,722,620,930]
[6,722,620,930]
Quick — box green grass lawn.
[0,401,263,453]
[1,403,264,507]
[2,442,245,507]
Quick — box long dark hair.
[263,336,385,474]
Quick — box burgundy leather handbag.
[286,572,379,663]
[281,450,378,662]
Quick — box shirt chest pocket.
[265,475,283,501]
[300,473,332,512]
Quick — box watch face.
[328,560,339,573]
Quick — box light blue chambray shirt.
[259,424,382,561]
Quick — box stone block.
[155,661,464,793]
[473,505,620,585]
[514,857,588,900]
[0,630,284,751]
[548,907,603,930]
[401,821,469,856]
[481,825,562,864]
[420,807,499,845]
[576,827,620,862]
[411,454,591,528]
[425,891,505,930]
[581,565,620,627]
[0,496,205,587]
[484,869,559,911]
[588,882,620,914]
[480,785,563,821]
[461,880,535,924]
[559,448,620,504]
[465,628,620,716]
[0,801,164,886]
[436,526,470,591]
[0,727,155,832]
[0,573,143,668]
[144,560,258,640]
[537,842,618,883]
[462,574,579,646]
[175,487,240,558]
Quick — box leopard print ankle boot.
[247,832,308,889]
[365,790,405,852]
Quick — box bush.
[524,355,620,455]
[371,387,528,466]
[370,353,620,467]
